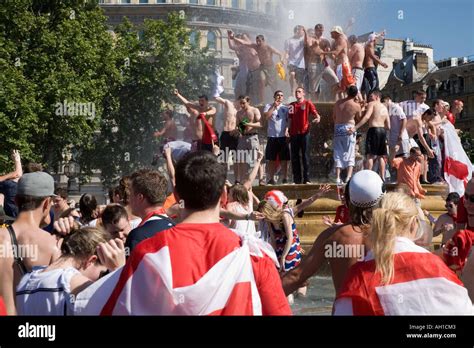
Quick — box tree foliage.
[0,1,216,185]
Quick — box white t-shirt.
[163,141,192,162]
[264,104,289,138]
[16,266,80,315]
[228,201,257,238]
[399,100,429,119]
[389,102,409,141]
[284,36,305,69]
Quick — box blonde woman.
[334,192,473,315]
[16,227,125,315]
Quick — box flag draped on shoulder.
[442,122,473,196]
[74,235,265,315]
[334,237,473,315]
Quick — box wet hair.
[381,95,391,103]
[102,204,129,228]
[24,162,43,173]
[409,146,421,155]
[79,193,98,222]
[446,192,460,204]
[175,151,227,211]
[16,195,49,212]
[315,24,323,30]
[256,35,265,41]
[130,169,168,205]
[54,188,68,200]
[198,95,209,101]
[229,184,249,206]
[238,95,250,103]
[273,90,284,98]
[60,227,111,262]
[347,85,358,98]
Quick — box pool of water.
[290,275,336,316]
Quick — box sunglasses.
[445,203,455,209]
[465,193,474,203]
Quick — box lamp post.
[63,160,80,193]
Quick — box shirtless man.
[348,35,365,96]
[406,108,436,184]
[215,96,240,173]
[322,26,355,98]
[173,89,217,152]
[353,90,390,180]
[363,32,388,96]
[282,170,384,296]
[235,96,262,183]
[228,33,259,99]
[333,85,361,185]
[154,110,178,141]
[231,32,282,105]
[0,172,60,314]
[381,95,409,164]
[304,24,339,102]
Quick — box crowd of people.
[0,22,472,316]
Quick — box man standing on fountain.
[288,87,320,184]
[284,25,306,98]
[231,33,283,105]
[363,32,388,97]
[173,89,217,152]
[322,26,355,99]
[334,85,362,185]
[352,90,390,180]
[303,24,339,102]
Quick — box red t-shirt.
[443,229,474,271]
[288,100,317,136]
[128,223,291,315]
[334,205,350,224]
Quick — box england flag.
[442,122,474,196]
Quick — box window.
[207,31,217,50]
[189,31,198,46]
[231,0,239,8]
[246,0,253,10]
[139,0,148,3]
[156,0,166,3]
[207,0,216,5]
[121,0,131,3]
[189,0,198,3]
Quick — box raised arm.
[164,147,176,188]
[243,151,264,190]
[214,96,229,107]
[173,89,198,110]
[292,184,331,216]
[0,150,22,182]
[227,30,238,51]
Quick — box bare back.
[334,97,361,125]
[0,223,60,314]
[368,101,389,128]
[349,43,364,68]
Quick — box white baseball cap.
[349,170,385,208]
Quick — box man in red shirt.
[288,87,321,184]
[100,151,291,315]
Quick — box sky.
[280,0,474,61]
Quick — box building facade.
[99,0,279,98]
